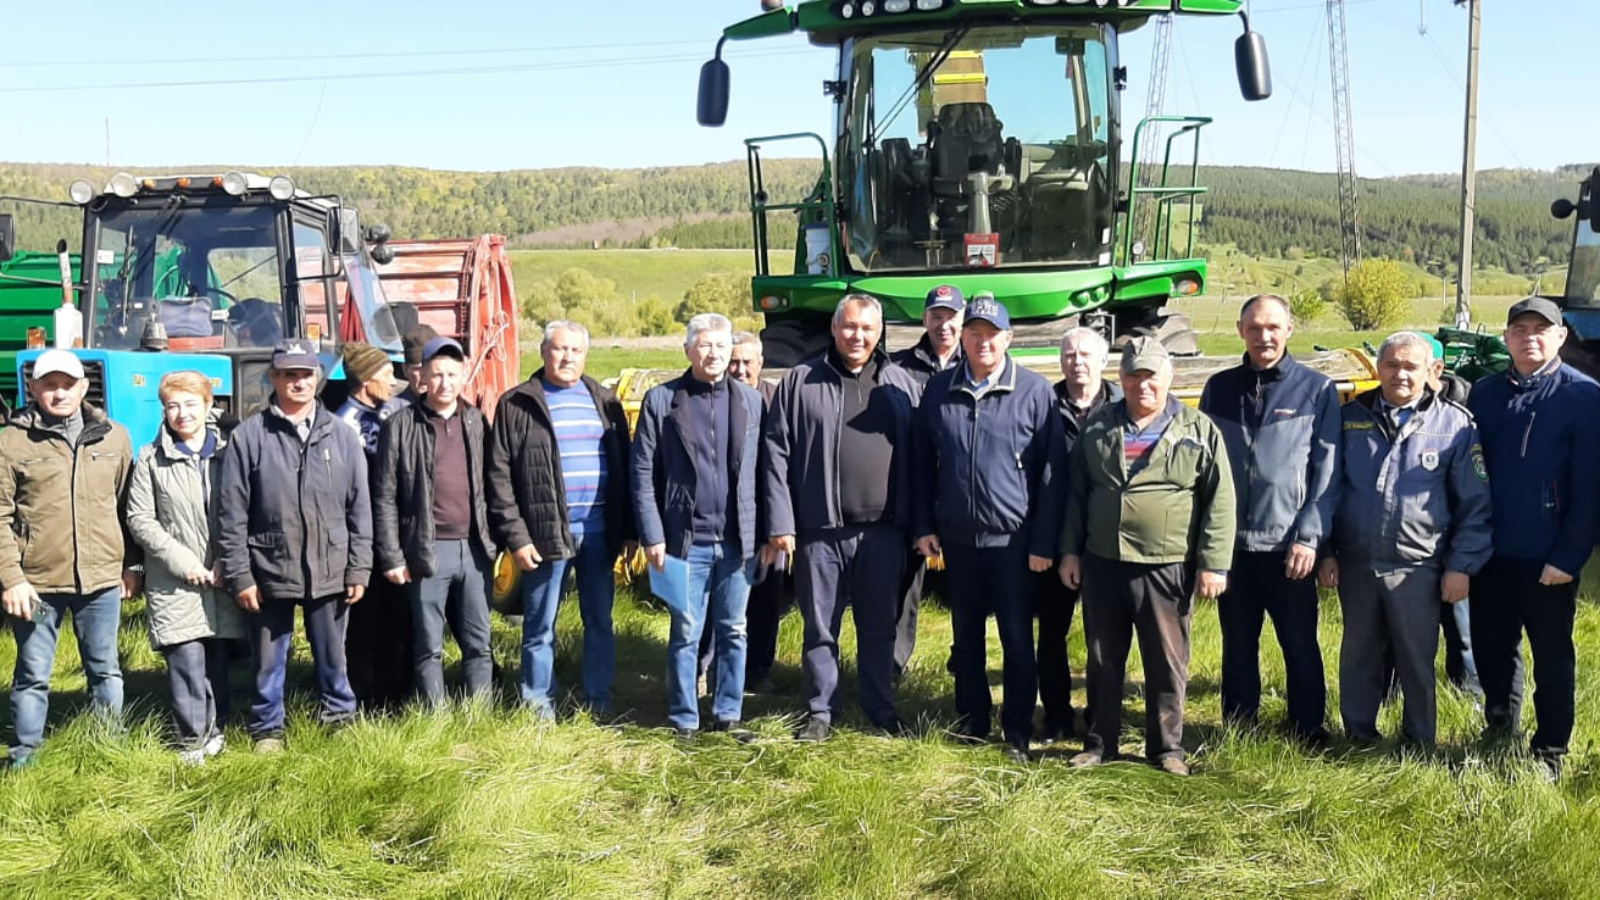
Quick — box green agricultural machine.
[697,0,1272,366]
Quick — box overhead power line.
[0,47,817,95]
[0,38,712,69]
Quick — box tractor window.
[1568,217,1600,305]
[841,24,1114,273]
[292,221,335,350]
[90,203,282,350]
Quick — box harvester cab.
[697,0,1271,367]
[0,172,403,445]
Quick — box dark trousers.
[345,575,414,708]
[1034,570,1081,732]
[409,539,495,708]
[248,594,358,739]
[1338,563,1441,745]
[1218,550,1326,738]
[894,559,925,675]
[1471,555,1576,757]
[944,537,1036,745]
[745,553,792,681]
[1081,554,1193,762]
[163,638,232,746]
[793,525,904,726]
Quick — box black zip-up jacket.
[763,346,922,537]
[1053,378,1123,454]
[889,333,962,387]
[372,402,495,578]
[217,403,372,600]
[486,371,635,562]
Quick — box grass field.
[3,576,1599,898]
[0,256,1581,898]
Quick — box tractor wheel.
[1560,338,1600,381]
[1115,307,1202,357]
[760,316,832,369]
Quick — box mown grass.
[3,570,1600,898]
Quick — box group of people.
[0,287,1592,781]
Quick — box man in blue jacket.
[764,295,921,740]
[218,340,372,753]
[1321,332,1492,747]
[1467,297,1600,779]
[1200,294,1340,744]
[632,313,765,739]
[913,295,1066,762]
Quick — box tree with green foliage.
[1332,259,1413,330]
[675,273,761,332]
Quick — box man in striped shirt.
[487,321,634,718]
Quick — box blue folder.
[648,554,692,616]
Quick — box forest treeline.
[0,160,1588,273]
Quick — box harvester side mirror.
[0,214,14,264]
[697,44,731,127]
[1590,167,1600,234]
[1235,15,1272,102]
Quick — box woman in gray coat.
[126,371,244,764]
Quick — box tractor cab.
[841,24,1115,274]
[3,172,402,444]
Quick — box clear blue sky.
[2,0,1592,177]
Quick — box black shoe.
[709,721,757,744]
[796,718,831,743]
[672,727,698,740]
[1536,752,1564,782]
[1295,726,1332,750]
[746,675,778,696]
[1001,742,1031,764]
[872,716,908,737]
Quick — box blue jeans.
[519,530,615,715]
[8,587,124,759]
[248,594,357,738]
[666,541,754,730]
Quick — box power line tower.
[1132,12,1173,257]
[1326,0,1363,277]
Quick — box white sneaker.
[176,747,206,767]
[202,733,225,758]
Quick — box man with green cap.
[1059,336,1235,776]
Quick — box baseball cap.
[1120,336,1171,376]
[1506,296,1562,327]
[924,284,965,312]
[421,336,465,363]
[271,339,320,371]
[963,293,1011,330]
[31,349,85,381]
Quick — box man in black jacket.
[764,296,922,740]
[1033,326,1121,744]
[374,338,496,708]
[217,340,371,753]
[888,285,965,678]
[487,321,634,718]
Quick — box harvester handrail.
[1124,115,1213,266]
[744,132,836,279]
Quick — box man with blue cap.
[913,294,1066,762]
[217,339,371,753]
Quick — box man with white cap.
[0,349,138,768]
[1059,337,1235,776]
[217,339,372,753]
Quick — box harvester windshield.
[842,23,1113,273]
[1568,216,1600,305]
[92,203,284,350]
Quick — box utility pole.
[1455,0,1481,328]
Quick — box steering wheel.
[199,285,240,305]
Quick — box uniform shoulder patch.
[1470,443,1488,482]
